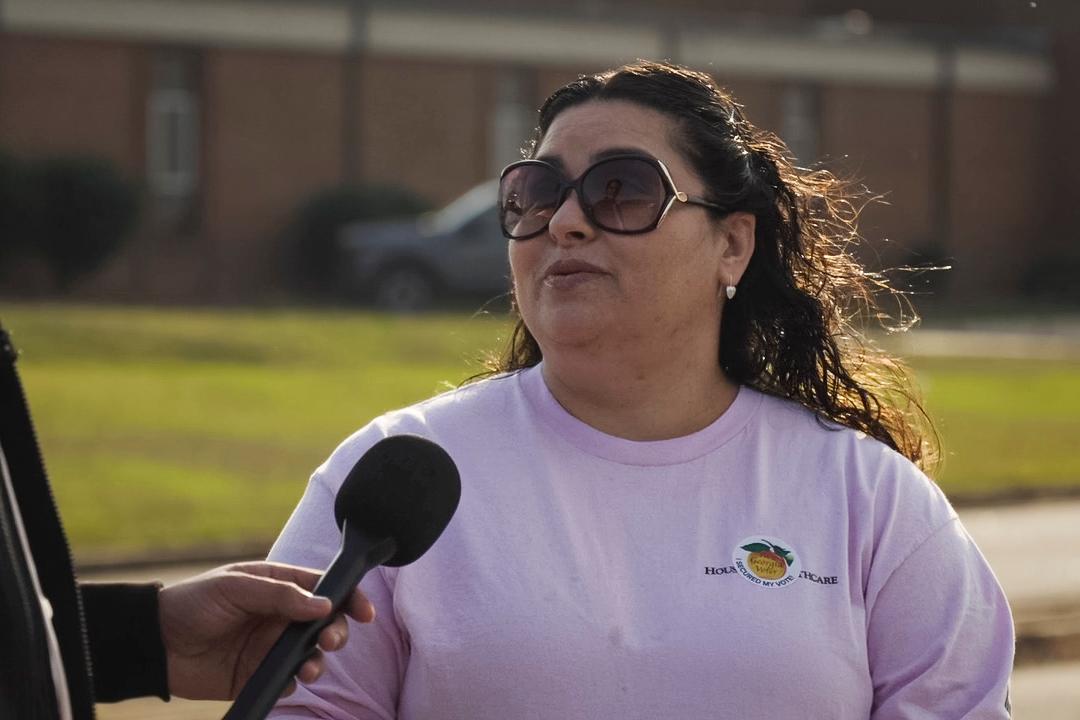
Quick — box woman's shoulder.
[748,391,967,604]
[313,370,528,489]
[751,389,921,467]
[750,388,954,524]
[384,369,527,430]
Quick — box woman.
[268,61,1013,719]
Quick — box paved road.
[86,497,1080,626]
[92,662,1080,719]
[1010,661,1080,720]
[962,499,1080,613]
[84,498,1080,719]
[883,327,1080,361]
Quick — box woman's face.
[509,99,734,358]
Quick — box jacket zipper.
[0,448,63,718]
[0,326,96,719]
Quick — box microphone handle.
[223,524,397,720]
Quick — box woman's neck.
[539,347,738,442]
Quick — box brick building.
[0,0,1076,303]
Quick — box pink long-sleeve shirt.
[268,365,1014,719]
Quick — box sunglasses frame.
[498,153,729,240]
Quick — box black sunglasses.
[498,154,728,240]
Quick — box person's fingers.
[224,561,325,590]
[279,648,325,698]
[216,572,332,621]
[221,562,374,622]
[317,615,349,651]
[297,652,324,684]
[346,591,376,623]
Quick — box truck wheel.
[374,265,437,311]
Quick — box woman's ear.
[716,211,756,286]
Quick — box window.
[489,69,535,178]
[147,88,198,198]
[146,50,201,231]
[781,83,821,166]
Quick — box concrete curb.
[75,541,269,574]
[876,328,1080,361]
[949,486,1080,509]
[73,487,1080,570]
[76,547,1080,668]
[1014,604,1080,666]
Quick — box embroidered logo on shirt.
[732,535,800,588]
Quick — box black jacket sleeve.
[79,582,170,703]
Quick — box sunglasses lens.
[581,158,666,232]
[499,164,562,239]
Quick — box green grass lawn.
[912,356,1080,495]
[1,304,1078,560]
[1,304,511,560]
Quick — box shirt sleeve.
[266,435,410,720]
[866,517,1014,719]
[79,581,170,703]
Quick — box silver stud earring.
[725,284,737,300]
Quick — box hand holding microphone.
[222,435,461,720]
[158,561,377,701]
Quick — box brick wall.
[0,13,1070,303]
[0,34,141,174]
[202,47,345,300]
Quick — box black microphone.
[223,434,461,720]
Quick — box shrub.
[1022,253,1080,304]
[31,156,141,291]
[0,153,140,292]
[0,152,36,263]
[286,184,431,298]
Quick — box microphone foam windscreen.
[333,435,461,566]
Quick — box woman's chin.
[531,309,614,352]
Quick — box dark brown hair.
[482,60,939,473]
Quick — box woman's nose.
[546,188,595,245]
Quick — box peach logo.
[733,535,800,588]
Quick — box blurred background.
[2,0,1079,306]
[1,1,1079,716]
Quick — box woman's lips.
[542,259,608,289]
